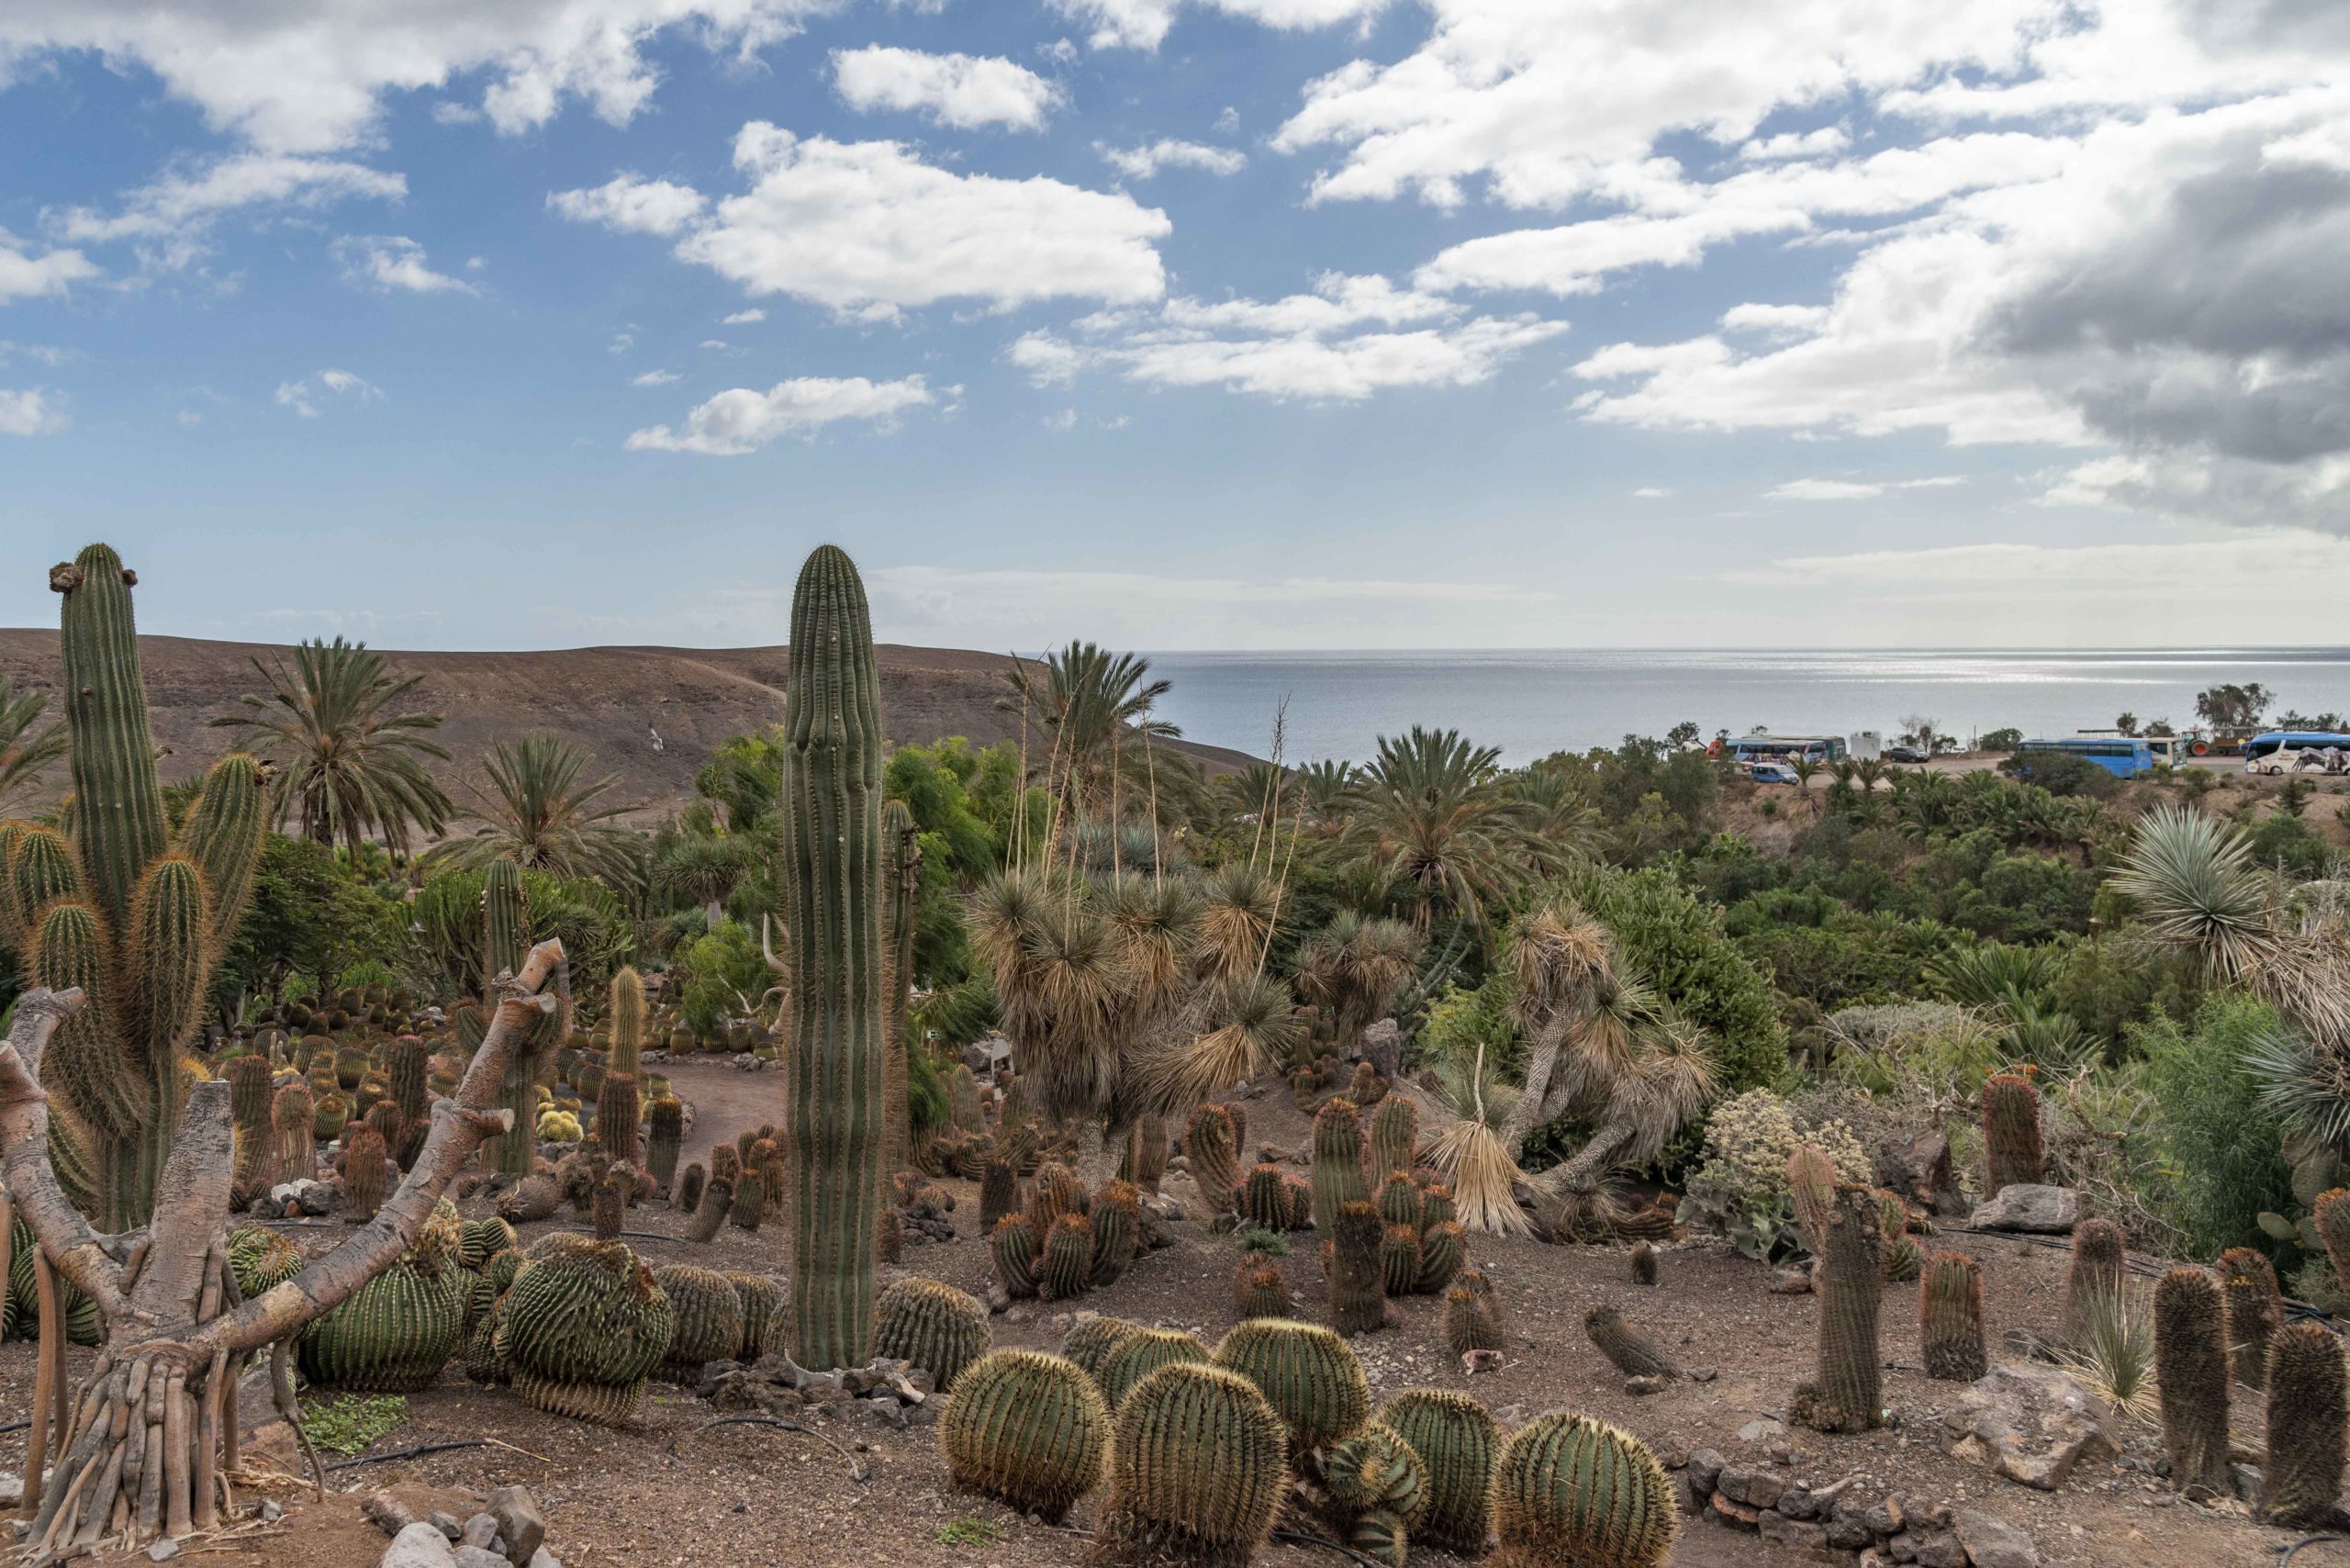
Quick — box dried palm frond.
[1427,1044,1532,1237]
[1137,971,1306,1114]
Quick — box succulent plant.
[1213,1318,1371,1451]
[644,1095,683,1192]
[1240,1165,1291,1233]
[225,1224,304,1300]
[1323,1420,1430,1547]
[1029,1160,1089,1233]
[728,1169,765,1232]
[1982,1072,2044,1190]
[874,1277,991,1391]
[979,1157,1019,1233]
[497,1173,561,1225]
[2218,1246,2283,1391]
[498,1238,675,1426]
[272,1081,316,1182]
[1091,1327,1209,1410]
[1369,1096,1419,1182]
[2063,1217,2126,1346]
[938,1349,1109,1523]
[1381,1389,1498,1555]
[1326,1200,1387,1335]
[990,1214,1041,1299]
[1187,1103,1240,1217]
[455,1218,517,1274]
[1121,1115,1169,1195]
[1380,1224,1422,1297]
[2260,1320,2346,1528]
[674,1160,706,1215]
[1061,1315,1147,1383]
[1493,1412,1677,1568]
[1792,1184,1884,1434]
[338,1125,390,1221]
[1312,1097,1371,1233]
[1919,1250,1987,1382]
[1584,1304,1682,1381]
[1415,1222,1465,1295]
[297,1260,466,1393]
[1629,1241,1659,1286]
[1096,1362,1291,1567]
[1785,1144,1836,1256]
[2154,1266,2231,1495]
[1233,1259,1292,1319]
[653,1263,744,1374]
[711,1142,742,1186]
[592,1162,630,1240]
[609,966,646,1079]
[730,1272,785,1360]
[1039,1213,1097,1301]
[1441,1269,1506,1359]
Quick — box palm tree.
[1294,760,1358,837]
[432,735,639,885]
[1789,756,1822,814]
[0,678,66,815]
[1001,642,1179,832]
[1505,767,1602,874]
[210,636,453,857]
[1339,726,1535,932]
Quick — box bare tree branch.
[0,990,129,1320]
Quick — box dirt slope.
[0,632,1252,820]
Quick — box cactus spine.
[1441,1268,1505,1358]
[1792,1184,1884,1433]
[339,1126,390,1221]
[1096,1327,1212,1409]
[1981,1071,2043,1189]
[990,1215,1040,1298]
[1381,1389,1497,1556]
[1919,1250,1986,1382]
[598,1071,641,1162]
[2260,1320,2347,1528]
[481,859,544,1177]
[1369,1095,1418,1178]
[1241,1165,1291,1232]
[1493,1413,1677,1568]
[780,544,888,1371]
[1097,1362,1291,1568]
[2154,1266,2231,1495]
[1629,1241,1658,1286]
[2315,1188,2350,1298]
[2218,1245,2281,1390]
[938,1350,1109,1523]
[654,1263,744,1372]
[1233,1259,1292,1318]
[2063,1216,2126,1346]
[1785,1143,1836,1255]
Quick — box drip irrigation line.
[1934,1224,2340,1327]
[325,1440,488,1473]
[2281,1536,2348,1565]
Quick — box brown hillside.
[0,632,1252,820]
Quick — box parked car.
[1747,762,1799,785]
[1885,745,1929,764]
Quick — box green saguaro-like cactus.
[0,547,267,1230]
[1792,1183,1885,1434]
[609,966,646,1079]
[480,858,552,1177]
[781,545,889,1371]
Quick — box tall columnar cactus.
[2154,1266,2232,1495]
[481,859,548,1177]
[598,1071,642,1162]
[2218,1246,2283,1390]
[1629,1241,1659,1287]
[937,1350,1110,1523]
[229,1055,276,1201]
[1122,1114,1169,1195]
[1213,1318,1371,1451]
[609,966,647,1079]
[386,1036,428,1148]
[645,1095,683,1192]
[1981,1072,2043,1190]
[1919,1250,1987,1382]
[1370,1095,1418,1180]
[1785,1143,1837,1255]
[1381,1390,1498,1556]
[653,1263,744,1372]
[339,1125,390,1221]
[874,1277,991,1392]
[2260,1320,2347,1528]
[2064,1217,2127,1346]
[1792,1184,1884,1434]
[1416,1222,1465,1295]
[882,797,919,1175]
[979,1157,1019,1231]
[780,545,888,1371]
[1328,1200,1387,1335]
[1091,1179,1141,1287]
[1493,1413,1677,1568]
[1097,1327,1213,1409]
[1187,1103,1240,1217]
[273,1081,316,1182]
[0,548,267,1230]
[1312,1097,1371,1232]
[497,1237,676,1426]
[1097,1362,1291,1568]
[674,1160,706,1215]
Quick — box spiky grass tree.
[780,545,888,1370]
[1293,911,1424,1056]
[0,675,66,815]
[0,548,269,1232]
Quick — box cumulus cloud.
[631,369,682,386]
[1050,0,1387,52]
[0,243,96,302]
[0,2,836,154]
[1098,140,1248,179]
[1010,272,1565,400]
[1766,476,1964,500]
[0,388,68,437]
[275,367,381,418]
[332,234,476,294]
[554,124,1170,319]
[625,374,939,454]
[545,174,707,236]
[50,152,403,267]
[722,308,766,324]
[832,46,1062,130]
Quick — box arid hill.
[0,632,1251,820]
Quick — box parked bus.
[2076,729,2184,767]
[2013,736,2157,778]
[2243,732,2350,776]
[1727,734,1848,765]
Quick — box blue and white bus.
[2013,736,2157,778]
[1726,734,1847,765]
[2244,732,2350,776]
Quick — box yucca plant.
[2059,1284,2159,1422]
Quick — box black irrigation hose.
[1934,1224,2343,1327]
[2281,1536,2349,1565]
[324,1439,490,1473]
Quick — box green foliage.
[2141,995,2298,1260]
[674,917,767,1038]
[1682,1090,1873,1261]
[410,862,632,1004]
[210,834,407,1023]
[297,1393,408,1456]
[934,1519,1005,1548]
[1980,727,2023,752]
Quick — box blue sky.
[4,2,2348,651]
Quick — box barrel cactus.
[938,1349,1109,1523]
[1187,1103,1240,1216]
[1982,1071,2043,1189]
[1039,1212,1096,1301]
[2154,1266,2231,1495]
[497,1238,676,1425]
[654,1263,745,1374]
[2218,1246,2282,1390]
[226,1223,304,1299]
[1311,1097,1371,1232]
[730,1272,785,1361]
[297,1260,466,1393]
[1062,1315,1147,1384]
[1096,1362,1291,1567]
[2063,1216,2126,1346]
[645,1095,684,1192]
[991,1214,1041,1298]
[1920,1250,1987,1382]
[1233,1259,1292,1319]
[1322,1420,1428,1565]
[1327,1200,1386,1335]
[1382,1389,1498,1555]
[873,1277,990,1392]
[1091,1179,1141,1287]
[1369,1095,1418,1180]
[2260,1319,2347,1528]
[1792,1183,1884,1434]
[1212,1318,1371,1451]
[1096,1327,1212,1409]
[458,1217,517,1271]
[1494,1413,1676,1568]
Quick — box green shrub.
[1682,1089,1872,1261]
[2141,996,2296,1260]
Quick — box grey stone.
[381,1522,459,1568]
[146,1542,181,1562]
[1672,1473,1701,1517]
[2231,1462,2262,1504]
[527,1552,561,1568]
[0,1473,21,1508]
[1826,1513,1875,1551]
[1710,1493,1761,1530]
[1769,1269,1814,1294]
[1937,1361,2121,1490]
[1886,1532,1918,1563]
[1736,1417,1786,1443]
[1718,1466,1786,1509]
[260,1500,285,1523]
[453,1550,509,1568]
[1686,1448,1726,1495]
[487,1484,546,1566]
[1775,1484,1819,1520]
[1758,1514,1827,1554]
[431,1514,464,1542]
[1624,1374,1667,1397]
[1912,1529,1967,1568]
[364,1494,418,1538]
[1883,1129,1960,1214]
[1359,1018,1404,1077]
[1952,1509,2040,1568]
[1864,1495,1908,1536]
[459,1516,498,1551]
[1966,1185,2082,1234]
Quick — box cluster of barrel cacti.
[297,1200,471,1393]
[989,1164,1144,1302]
[494,1235,677,1426]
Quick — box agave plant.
[2059,1284,2159,1422]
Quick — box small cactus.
[1321,1421,1429,1559]
[1327,1200,1387,1335]
[1061,1315,1147,1383]
[1584,1304,1681,1381]
[674,1161,707,1215]
[1382,1389,1498,1556]
[1919,1250,1986,1382]
[2063,1217,2126,1346]
[990,1214,1041,1298]
[979,1157,1018,1231]
[938,1350,1109,1523]
[497,1174,560,1225]
[686,1177,733,1243]
[2218,1246,2282,1390]
[1213,1317,1371,1451]
[1096,1326,1211,1408]
[728,1169,764,1231]
[1785,1144,1836,1255]
[1240,1164,1292,1232]
[1038,1213,1096,1301]
[1377,1172,1424,1230]
[1312,1097,1371,1233]
[1493,1412,1677,1568]
[1186,1103,1239,1217]
[2260,1320,2347,1528]
[1441,1269,1505,1358]
[1091,1179,1140,1287]
[592,1162,630,1240]
[1415,1221,1465,1295]
[1029,1160,1089,1232]
[1233,1259,1292,1318]
[1629,1241,1658,1286]
[874,1277,990,1392]
[1370,1095,1418,1178]
[1380,1224,1422,1298]
[645,1094,683,1191]
[338,1125,390,1221]
[2154,1266,2231,1495]
[1096,1362,1291,1568]
[1982,1072,2043,1189]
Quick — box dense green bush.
[2141,995,2297,1260]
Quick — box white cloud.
[0,244,96,302]
[332,234,477,294]
[49,151,403,267]
[0,388,67,437]
[545,174,707,237]
[557,124,1170,320]
[831,46,1062,131]
[1720,303,1830,339]
[625,374,937,454]
[1098,140,1248,179]
[1631,487,1671,498]
[1765,476,1964,500]
[699,339,730,350]
[632,369,682,386]
[0,342,73,366]
[1740,126,1852,161]
[1050,0,1386,51]
[275,367,380,418]
[0,2,836,154]
[722,308,767,324]
[1011,272,1566,400]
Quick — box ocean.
[1144,649,2350,767]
